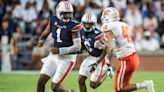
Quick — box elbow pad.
[69,38,81,52]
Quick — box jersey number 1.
[56,28,62,42]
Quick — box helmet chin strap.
[62,18,70,23]
[60,14,71,23]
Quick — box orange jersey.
[101,22,136,59]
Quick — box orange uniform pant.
[114,53,139,92]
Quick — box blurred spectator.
[20,0,29,8]
[141,31,160,51]
[85,0,110,17]
[143,9,158,31]
[142,1,156,18]
[0,12,21,70]
[0,2,6,23]
[19,2,37,34]
[85,0,110,24]
[35,0,44,12]
[69,0,86,21]
[161,34,164,48]
[124,2,143,51]
[112,0,127,17]
[12,1,23,23]
[143,11,159,41]
[158,20,164,48]
[47,0,56,12]
[38,0,52,18]
[159,3,164,22]
[124,3,143,36]
[154,0,161,17]
[2,11,21,34]
[112,0,127,11]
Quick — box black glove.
[89,63,98,73]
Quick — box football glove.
[89,63,97,73]
[107,66,114,78]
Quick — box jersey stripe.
[95,33,105,41]
[72,23,82,32]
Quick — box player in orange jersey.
[95,7,155,92]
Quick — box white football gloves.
[107,66,114,78]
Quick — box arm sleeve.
[59,22,82,54]
[59,37,81,54]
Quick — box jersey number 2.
[56,28,62,42]
[121,26,132,43]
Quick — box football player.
[78,12,114,92]
[98,7,155,92]
[37,1,81,92]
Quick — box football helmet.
[56,1,74,22]
[101,7,120,24]
[81,13,97,32]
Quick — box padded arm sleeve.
[59,38,81,54]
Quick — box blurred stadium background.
[0,0,164,92]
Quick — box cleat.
[144,80,155,92]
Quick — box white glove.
[94,39,106,50]
[107,66,114,78]
[84,40,92,52]
[94,41,101,49]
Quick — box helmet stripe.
[64,1,70,10]
[86,13,91,22]
[88,13,91,21]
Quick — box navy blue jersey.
[80,28,105,57]
[50,16,82,48]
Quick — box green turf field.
[0,71,164,92]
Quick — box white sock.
[136,82,147,89]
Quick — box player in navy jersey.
[78,13,114,92]
[36,1,81,92]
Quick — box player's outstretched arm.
[37,22,51,47]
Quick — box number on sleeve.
[56,28,62,42]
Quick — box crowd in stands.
[0,0,164,70]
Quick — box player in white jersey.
[97,7,155,92]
